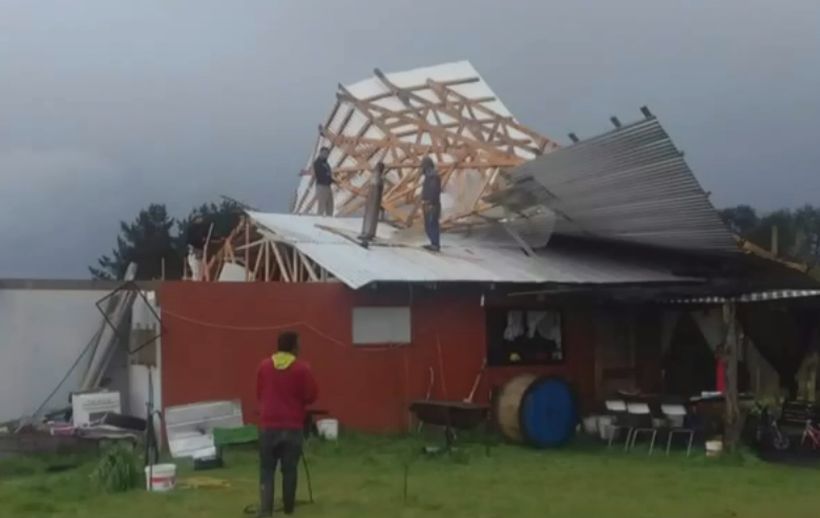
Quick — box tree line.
[89,199,243,280]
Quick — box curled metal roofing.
[488,116,737,253]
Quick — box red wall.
[159,282,596,433]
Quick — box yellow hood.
[272,352,296,370]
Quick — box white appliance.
[72,391,122,427]
[164,400,243,459]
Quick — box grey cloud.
[1,0,819,277]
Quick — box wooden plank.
[269,241,289,282]
[298,251,319,282]
[252,242,264,280]
[243,219,251,280]
[264,240,270,281]
[358,75,481,103]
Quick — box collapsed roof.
[240,212,696,290]
[203,61,816,292]
[292,61,558,227]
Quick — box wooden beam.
[264,240,270,281]
[722,302,741,453]
[252,242,264,280]
[270,241,291,283]
[298,251,319,282]
[243,219,250,281]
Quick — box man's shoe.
[256,482,273,517]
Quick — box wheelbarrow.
[409,400,489,451]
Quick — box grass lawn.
[1,434,819,517]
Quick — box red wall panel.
[159,282,596,433]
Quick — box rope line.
[162,308,406,352]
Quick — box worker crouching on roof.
[256,331,318,516]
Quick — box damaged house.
[158,62,818,433]
[4,62,817,441]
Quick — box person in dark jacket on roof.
[421,156,442,251]
[313,146,335,216]
[256,331,318,516]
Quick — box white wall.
[0,288,111,423]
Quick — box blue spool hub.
[519,377,578,448]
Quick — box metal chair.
[627,402,658,455]
[662,404,695,456]
[604,400,632,450]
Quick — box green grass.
[1,434,819,517]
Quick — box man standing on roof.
[256,331,318,516]
[186,215,209,280]
[421,156,442,252]
[313,146,335,217]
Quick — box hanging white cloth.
[537,311,562,346]
[692,307,747,361]
[691,308,724,353]
[526,311,547,338]
[503,311,525,341]
[660,311,682,356]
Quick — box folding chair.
[627,402,658,455]
[604,400,632,450]
[662,404,695,456]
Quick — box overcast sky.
[1,0,819,278]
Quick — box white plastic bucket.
[316,418,339,440]
[597,416,614,440]
[145,463,177,492]
[582,416,599,436]
[705,439,723,457]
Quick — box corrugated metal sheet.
[247,212,698,290]
[491,116,737,253]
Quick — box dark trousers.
[423,203,441,248]
[259,428,303,514]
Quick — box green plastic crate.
[213,425,258,447]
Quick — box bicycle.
[755,404,790,451]
[801,419,820,450]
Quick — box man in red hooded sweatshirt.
[256,331,318,516]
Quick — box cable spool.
[494,375,577,448]
[495,374,537,443]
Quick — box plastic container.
[518,377,578,448]
[316,418,339,440]
[145,463,177,492]
[597,416,614,441]
[705,439,723,457]
[582,416,599,436]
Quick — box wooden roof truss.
[293,66,558,228]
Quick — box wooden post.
[202,222,215,282]
[244,218,251,281]
[771,225,779,256]
[264,241,270,281]
[722,302,741,452]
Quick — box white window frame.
[352,306,411,345]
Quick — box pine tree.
[174,199,244,254]
[90,204,181,280]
